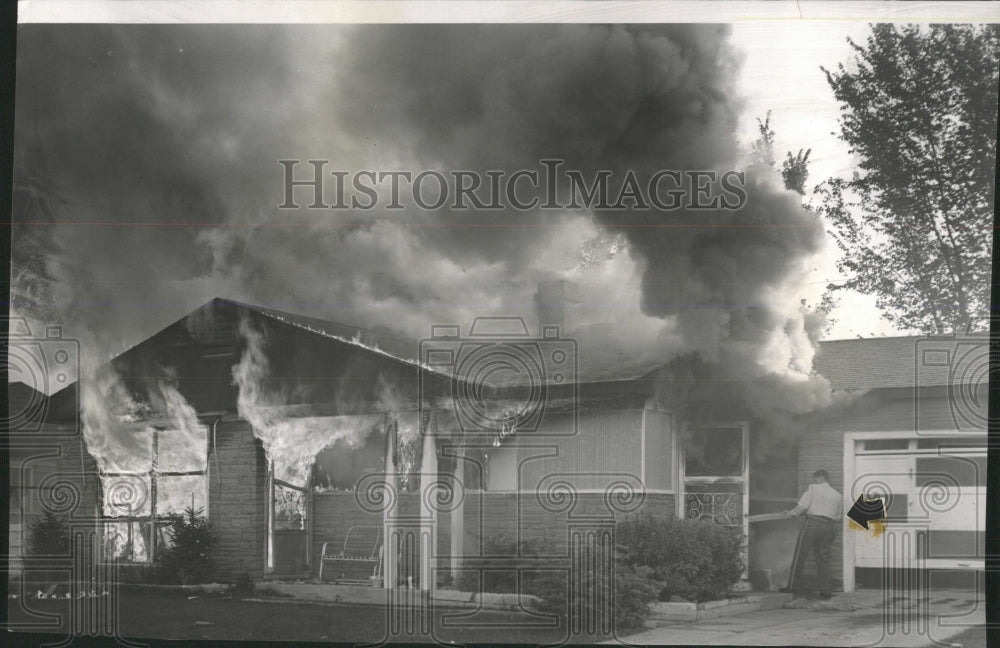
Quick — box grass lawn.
[7,586,611,643]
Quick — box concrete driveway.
[608,589,983,646]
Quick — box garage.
[844,432,986,590]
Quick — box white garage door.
[851,437,986,571]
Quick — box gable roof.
[227,299,378,348]
[814,334,989,391]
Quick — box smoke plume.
[15,24,829,422]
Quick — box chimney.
[534,280,581,335]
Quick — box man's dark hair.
[813,469,830,481]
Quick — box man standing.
[781,469,843,599]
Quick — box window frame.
[99,427,209,565]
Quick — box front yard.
[6,586,595,643]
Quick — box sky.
[729,20,907,340]
[8,20,940,400]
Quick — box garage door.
[851,438,986,571]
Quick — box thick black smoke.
[13,24,829,413]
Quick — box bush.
[455,534,553,594]
[155,506,218,585]
[532,560,660,635]
[117,564,159,584]
[27,511,70,556]
[617,514,744,603]
[232,570,255,595]
[459,534,659,636]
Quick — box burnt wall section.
[208,419,268,581]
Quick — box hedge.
[616,514,745,603]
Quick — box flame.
[82,361,210,523]
[80,365,153,472]
[147,373,208,472]
[232,311,385,485]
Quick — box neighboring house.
[7,381,98,577]
[12,298,985,593]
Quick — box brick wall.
[310,490,676,581]
[208,419,267,581]
[462,491,675,554]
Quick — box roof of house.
[8,381,46,416]
[221,298,650,386]
[227,299,379,348]
[37,298,986,398]
[814,334,989,391]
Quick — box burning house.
[63,296,685,585]
[13,298,986,594]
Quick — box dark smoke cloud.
[13,24,828,412]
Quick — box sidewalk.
[610,589,983,646]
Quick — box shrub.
[531,561,660,635]
[117,564,159,584]
[27,511,70,556]
[155,506,218,585]
[455,534,553,594]
[532,560,660,635]
[232,570,255,595]
[459,534,659,636]
[617,514,744,603]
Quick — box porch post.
[266,460,274,573]
[419,411,438,592]
[450,431,464,582]
[383,416,398,590]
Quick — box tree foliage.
[156,506,218,585]
[27,511,70,556]
[817,24,999,333]
[750,110,812,196]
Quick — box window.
[916,456,987,488]
[685,427,743,477]
[862,439,910,452]
[916,437,986,450]
[100,427,208,563]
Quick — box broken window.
[100,426,208,564]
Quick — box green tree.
[750,110,812,196]
[782,148,811,196]
[750,110,777,168]
[817,24,999,334]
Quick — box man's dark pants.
[788,515,837,595]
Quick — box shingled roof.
[814,334,990,392]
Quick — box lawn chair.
[319,526,383,585]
